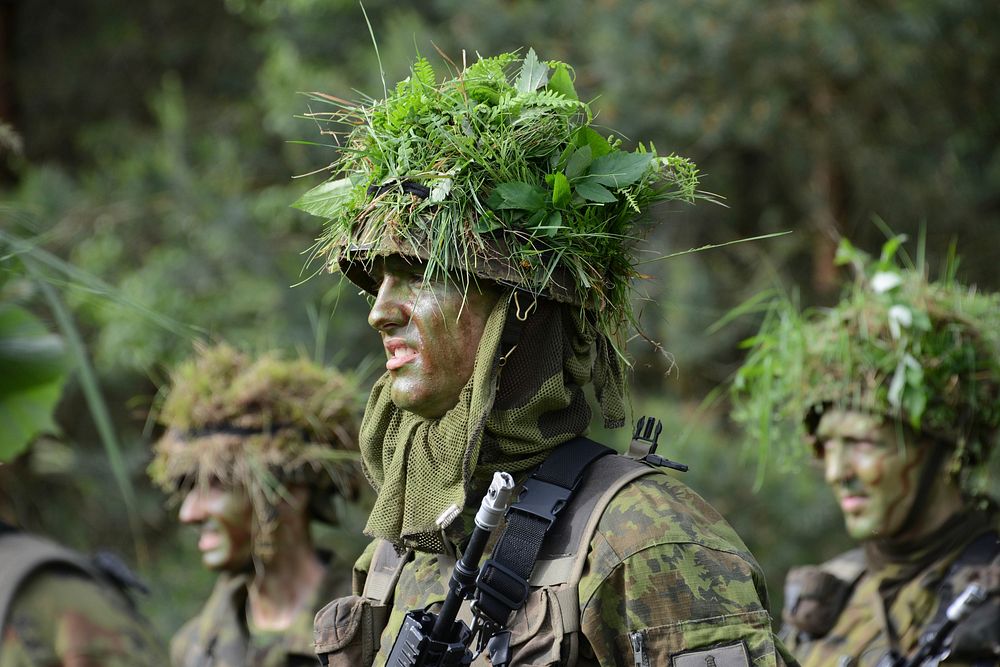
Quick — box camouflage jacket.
[316,463,793,667]
[170,557,350,667]
[783,515,1000,667]
[0,526,167,667]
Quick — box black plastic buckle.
[511,478,573,528]
[476,559,530,611]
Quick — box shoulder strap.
[0,530,102,627]
[475,437,613,627]
[362,539,411,605]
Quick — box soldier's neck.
[246,521,325,632]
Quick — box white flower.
[429,177,453,203]
[888,304,913,339]
[871,271,903,294]
[888,353,921,409]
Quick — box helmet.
[294,48,701,344]
[731,237,1000,495]
[148,343,364,556]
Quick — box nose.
[368,275,410,333]
[823,439,850,486]
[179,489,206,524]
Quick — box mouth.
[384,338,419,371]
[198,530,222,552]
[839,494,869,513]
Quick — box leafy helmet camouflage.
[148,343,364,558]
[731,237,1000,496]
[294,48,702,345]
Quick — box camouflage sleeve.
[0,568,168,667]
[578,474,790,666]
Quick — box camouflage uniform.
[170,557,351,667]
[783,511,1000,667]
[0,523,167,667]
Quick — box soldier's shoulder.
[594,470,755,561]
[5,564,167,666]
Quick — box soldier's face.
[817,410,927,541]
[179,480,254,571]
[367,255,499,419]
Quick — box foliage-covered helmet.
[148,343,364,554]
[731,237,1000,496]
[294,48,701,343]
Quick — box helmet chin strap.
[890,440,949,540]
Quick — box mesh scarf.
[358,293,625,551]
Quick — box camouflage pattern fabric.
[171,557,350,667]
[784,515,999,666]
[0,565,167,667]
[359,471,789,666]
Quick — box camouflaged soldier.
[295,49,793,666]
[149,344,365,667]
[732,238,1000,666]
[0,303,167,666]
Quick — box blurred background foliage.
[1,0,998,636]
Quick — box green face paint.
[816,409,927,540]
[367,255,499,419]
[178,481,254,571]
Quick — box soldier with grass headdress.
[0,303,167,667]
[731,237,1000,666]
[149,343,365,667]
[296,49,792,666]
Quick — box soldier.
[731,238,1000,665]
[0,304,167,666]
[296,49,793,666]
[148,343,364,666]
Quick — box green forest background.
[2,0,999,637]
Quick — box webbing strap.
[475,437,613,627]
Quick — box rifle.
[385,471,515,667]
[876,583,988,667]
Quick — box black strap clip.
[510,478,573,529]
[629,415,688,472]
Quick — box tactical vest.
[0,525,117,628]
[314,453,662,666]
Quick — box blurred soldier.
[296,50,792,666]
[0,302,167,666]
[149,343,364,667]
[732,238,1000,666]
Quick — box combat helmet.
[148,343,364,559]
[731,237,1000,497]
[294,48,702,364]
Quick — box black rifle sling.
[475,437,614,627]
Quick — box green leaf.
[488,182,548,211]
[534,210,563,237]
[551,172,571,208]
[576,180,618,203]
[0,304,72,461]
[588,151,654,188]
[574,127,613,158]
[292,177,356,218]
[516,48,549,94]
[565,146,593,180]
[546,63,578,101]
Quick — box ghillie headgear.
[295,48,702,549]
[149,343,364,560]
[294,48,701,403]
[731,237,1000,498]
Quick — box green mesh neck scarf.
[358,294,623,551]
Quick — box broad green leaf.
[546,63,578,101]
[588,151,654,188]
[291,176,356,218]
[565,146,593,180]
[488,182,547,211]
[551,173,571,208]
[0,304,71,461]
[538,210,563,237]
[516,48,549,94]
[576,180,618,203]
[574,127,613,158]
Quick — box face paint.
[816,409,927,540]
[367,255,499,419]
[178,480,254,571]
